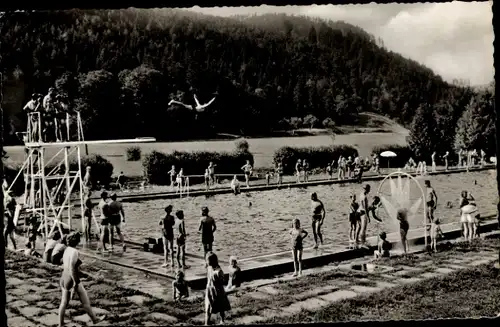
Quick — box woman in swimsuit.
[310,192,325,249]
[204,169,210,191]
[459,190,478,241]
[290,218,308,277]
[241,160,253,188]
[302,159,310,182]
[58,232,105,327]
[425,180,438,227]
[176,210,189,269]
[295,159,302,183]
[348,195,359,243]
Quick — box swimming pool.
[120,170,497,260]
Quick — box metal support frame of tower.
[7,112,156,245]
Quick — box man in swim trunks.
[23,93,43,142]
[310,192,325,249]
[357,184,371,246]
[159,204,176,267]
[98,191,110,252]
[425,180,438,228]
[108,193,126,252]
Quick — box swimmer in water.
[310,192,325,249]
[58,232,105,327]
[241,160,253,188]
[425,180,438,228]
[290,218,308,277]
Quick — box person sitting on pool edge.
[225,256,242,293]
[172,270,189,302]
[230,175,240,195]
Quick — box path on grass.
[6,237,499,326]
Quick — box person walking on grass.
[205,252,231,325]
[160,205,176,268]
[199,207,217,263]
[58,232,105,327]
[290,218,308,277]
[310,192,325,249]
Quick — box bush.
[322,117,335,129]
[371,145,414,168]
[234,138,250,153]
[3,154,114,196]
[273,145,358,175]
[126,146,142,161]
[143,150,254,185]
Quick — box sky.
[189,2,494,86]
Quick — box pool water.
[121,170,497,261]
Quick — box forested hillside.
[0,8,477,144]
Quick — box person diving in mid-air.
[168,94,216,112]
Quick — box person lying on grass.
[20,241,42,258]
[172,270,189,302]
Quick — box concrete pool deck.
[75,212,497,289]
[78,165,496,203]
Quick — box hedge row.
[142,150,255,185]
[3,154,114,197]
[273,145,358,175]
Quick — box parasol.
[380,151,397,169]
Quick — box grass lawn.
[263,239,500,323]
[4,113,408,177]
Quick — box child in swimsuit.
[172,270,189,302]
[290,218,308,277]
[374,232,391,259]
[230,175,241,195]
[27,214,41,250]
[175,210,188,269]
[431,218,444,252]
[225,256,242,292]
[59,232,104,327]
[159,205,176,268]
[397,209,410,255]
[348,195,360,242]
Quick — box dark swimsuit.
[399,220,409,239]
[292,229,303,251]
[162,215,175,241]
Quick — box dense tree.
[408,104,436,160]
[454,89,496,155]
[0,8,488,146]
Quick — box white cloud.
[188,2,494,85]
